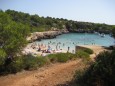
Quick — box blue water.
[35,33,115,53]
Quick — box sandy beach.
[22,42,106,60]
[22,43,67,56]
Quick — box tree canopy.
[0,10,30,64]
[4,9,115,33]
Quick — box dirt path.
[0,45,105,86]
[0,59,84,86]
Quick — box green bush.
[57,53,70,62]
[0,54,50,75]
[76,50,90,59]
[75,50,115,86]
[37,56,50,67]
[23,55,50,70]
[0,56,24,74]
[0,49,7,66]
[47,53,75,63]
[47,54,58,63]
[23,55,39,70]
[5,57,24,73]
[83,48,93,54]
[73,70,86,86]
[66,52,76,60]
[0,52,77,75]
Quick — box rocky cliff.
[27,29,69,42]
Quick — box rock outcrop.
[27,30,69,42]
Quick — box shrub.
[57,53,70,62]
[73,70,87,86]
[0,56,24,74]
[0,52,77,75]
[47,54,58,63]
[57,53,77,62]
[23,55,50,70]
[37,56,50,67]
[0,49,7,66]
[0,54,50,75]
[83,48,93,54]
[66,52,76,60]
[23,55,39,70]
[47,53,75,63]
[5,57,24,73]
[75,50,115,86]
[76,50,90,59]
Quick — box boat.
[100,33,105,37]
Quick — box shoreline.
[23,30,112,56]
[22,42,106,57]
[27,30,69,42]
[22,42,67,56]
[24,30,69,56]
[27,30,112,42]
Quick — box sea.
[35,33,115,53]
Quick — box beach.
[22,43,67,56]
[22,41,106,58]
[22,32,114,56]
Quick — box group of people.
[29,40,76,56]
[31,43,52,54]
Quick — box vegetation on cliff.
[3,9,115,33]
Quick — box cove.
[35,33,115,53]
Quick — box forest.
[2,9,115,33]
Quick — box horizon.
[0,0,115,25]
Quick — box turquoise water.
[35,33,115,53]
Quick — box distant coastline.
[27,29,112,42]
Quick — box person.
[59,46,60,49]
[47,46,52,53]
[41,52,46,56]
[52,49,55,53]
[72,50,74,53]
[56,44,58,50]
[67,46,70,52]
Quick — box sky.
[0,0,115,25]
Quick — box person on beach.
[38,47,41,51]
[67,46,70,52]
[41,52,46,56]
[46,46,52,53]
[59,46,60,49]
[72,50,74,53]
[56,45,58,50]
[41,43,43,47]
